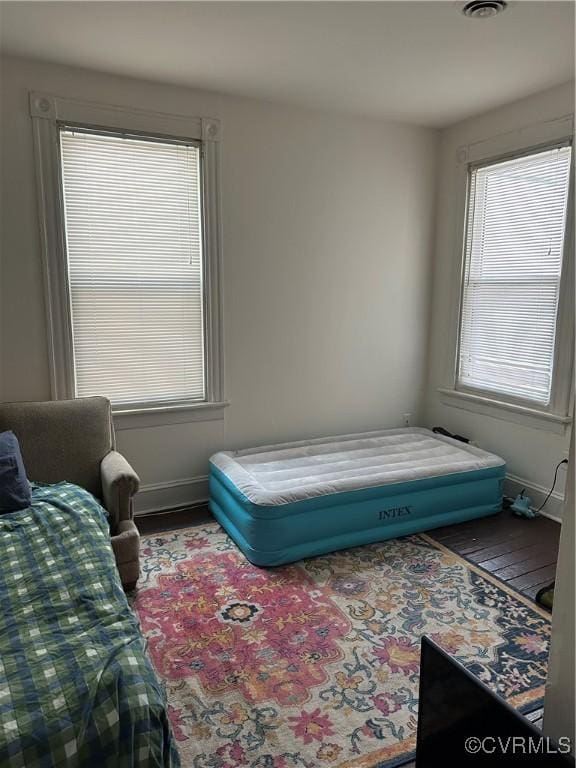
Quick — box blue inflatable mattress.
[209,427,505,566]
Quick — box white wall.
[424,82,574,519]
[0,55,438,512]
[543,423,575,752]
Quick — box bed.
[209,427,506,566]
[0,482,179,768]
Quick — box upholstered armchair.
[0,397,140,589]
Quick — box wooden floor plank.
[492,551,558,581]
[527,578,556,596]
[136,505,211,534]
[454,530,536,557]
[441,520,544,554]
[447,522,558,559]
[432,513,511,542]
[507,565,557,592]
[466,536,543,563]
[478,542,559,571]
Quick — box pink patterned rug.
[132,523,550,768]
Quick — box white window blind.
[59,128,205,406]
[458,144,572,406]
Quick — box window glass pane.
[458,145,572,406]
[60,128,205,405]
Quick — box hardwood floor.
[135,505,560,604]
[136,504,212,534]
[428,508,560,602]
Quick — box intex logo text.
[378,506,414,521]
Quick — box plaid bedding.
[0,483,180,768]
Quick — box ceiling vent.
[461,0,508,18]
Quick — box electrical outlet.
[559,452,569,469]
[403,413,411,427]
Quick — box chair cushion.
[0,398,113,498]
[0,430,32,513]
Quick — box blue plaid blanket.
[0,482,180,767]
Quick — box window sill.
[113,401,228,430]
[437,388,572,435]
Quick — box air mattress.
[209,427,505,565]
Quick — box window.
[60,128,205,406]
[30,93,224,421]
[457,143,572,409]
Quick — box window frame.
[30,92,226,426]
[440,114,574,434]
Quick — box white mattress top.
[210,427,505,506]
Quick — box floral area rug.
[132,523,550,768]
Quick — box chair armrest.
[101,451,140,530]
[111,520,140,563]
[111,520,140,589]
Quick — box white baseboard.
[505,473,565,523]
[135,475,209,516]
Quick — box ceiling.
[0,1,574,127]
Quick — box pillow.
[0,430,32,513]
